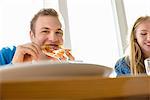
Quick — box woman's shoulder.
[115,56,131,76]
[115,57,127,66]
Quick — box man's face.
[30,16,63,50]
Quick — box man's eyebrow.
[41,27,49,30]
[58,29,63,31]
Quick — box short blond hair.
[30,8,58,33]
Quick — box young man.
[0,8,74,65]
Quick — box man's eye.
[56,32,63,35]
[42,31,49,33]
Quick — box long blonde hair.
[127,16,150,75]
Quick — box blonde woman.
[115,16,150,76]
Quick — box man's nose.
[48,32,58,42]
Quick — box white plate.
[0,61,113,81]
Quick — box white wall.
[124,0,150,29]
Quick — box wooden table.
[0,75,150,100]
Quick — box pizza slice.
[41,45,75,62]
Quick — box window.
[67,0,119,69]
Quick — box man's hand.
[12,43,75,64]
[12,43,48,64]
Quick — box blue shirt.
[0,46,16,66]
[115,57,131,76]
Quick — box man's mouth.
[43,44,61,50]
[49,44,60,50]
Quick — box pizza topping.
[41,45,75,62]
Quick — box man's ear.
[30,31,35,41]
